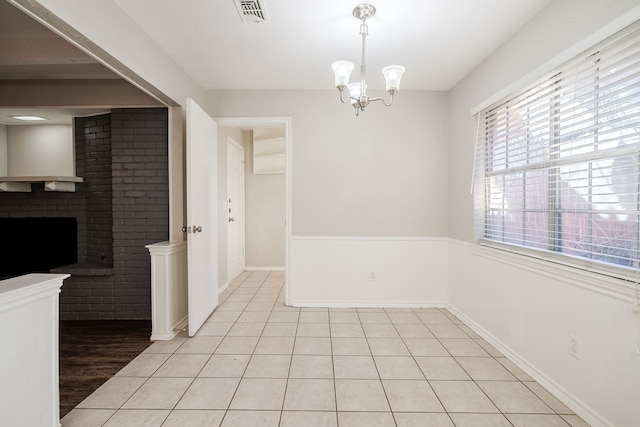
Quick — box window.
[474,21,640,281]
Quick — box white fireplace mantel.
[0,176,83,192]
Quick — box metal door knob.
[182,225,202,233]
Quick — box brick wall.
[110,108,169,318]
[79,113,113,265]
[0,108,168,319]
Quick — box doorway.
[217,117,292,305]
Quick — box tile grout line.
[67,271,583,427]
[392,307,455,425]
[167,272,253,426]
[278,274,298,427]
[219,273,271,425]
[327,302,341,427]
[366,309,400,427]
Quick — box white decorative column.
[146,241,188,340]
[0,273,68,427]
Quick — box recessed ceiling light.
[10,115,47,121]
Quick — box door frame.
[216,117,292,305]
[227,136,246,283]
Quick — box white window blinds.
[474,21,640,281]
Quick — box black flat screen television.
[0,217,77,279]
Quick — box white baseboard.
[447,304,611,427]
[151,315,187,341]
[245,266,285,271]
[218,281,229,295]
[290,300,447,308]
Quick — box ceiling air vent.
[234,0,269,23]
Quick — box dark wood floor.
[59,320,152,417]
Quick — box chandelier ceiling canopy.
[331,3,405,116]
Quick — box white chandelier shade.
[331,60,355,88]
[331,3,405,115]
[381,65,406,93]
[347,81,366,105]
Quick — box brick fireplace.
[0,108,169,319]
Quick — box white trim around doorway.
[215,117,292,306]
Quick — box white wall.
[207,89,449,238]
[207,89,450,305]
[246,128,286,269]
[449,241,640,427]
[290,237,448,306]
[0,124,7,176]
[447,1,640,426]
[168,107,184,241]
[7,124,73,176]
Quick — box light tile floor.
[62,271,590,427]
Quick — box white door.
[186,98,218,337]
[227,139,245,281]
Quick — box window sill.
[469,242,638,304]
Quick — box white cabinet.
[0,273,68,427]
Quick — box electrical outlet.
[569,334,582,359]
[369,271,376,281]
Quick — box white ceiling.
[0,1,116,125]
[113,0,553,91]
[0,0,553,125]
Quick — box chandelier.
[331,3,405,115]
